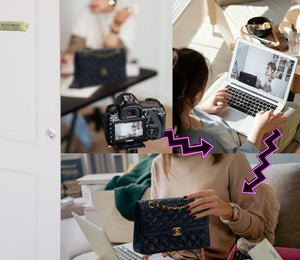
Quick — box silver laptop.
[72,213,170,260]
[216,38,298,136]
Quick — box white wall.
[244,46,273,78]
[60,0,172,107]
[127,0,172,107]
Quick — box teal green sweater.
[105,154,158,221]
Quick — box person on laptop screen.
[173,48,287,153]
[255,62,278,93]
[61,0,136,152]
[231,44,296,100]
[145,153,279,259]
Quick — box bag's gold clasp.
[149,201,155,208]
[100,68,107,76]
[172,227,182,236]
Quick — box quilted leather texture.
[71,48,126,88]
[133,198,210,254]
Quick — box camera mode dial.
[107,105,117,114]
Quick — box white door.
[0,0,60,259]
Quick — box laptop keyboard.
[225,85,277,117]
[115,245,142,260]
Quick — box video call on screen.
[115,121,143,140]
[230,42,295,99]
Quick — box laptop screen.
[229,40,296,100]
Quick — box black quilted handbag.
[71,48,126,88]
[133,197,210,255]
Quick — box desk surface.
[61,68,157,116]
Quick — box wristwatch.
[220,203,240,223]
[110,26,119,34]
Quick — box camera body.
[105,93,166,149]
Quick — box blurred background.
[60,0,172,153]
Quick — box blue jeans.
[62,113,93,150]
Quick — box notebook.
[216,38,298,136]
[72,212,170,260]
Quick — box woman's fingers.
[215,97,228,103]
[187,201,215,215]
[216,88,230,93]
[215,92,232,99]
[215,89,232,99]
[183,190,215,200]
[275,123,287,129]
[191,208,215,219]
[185,196,211,209]
[275,116,287,123]
[273,112,285,118]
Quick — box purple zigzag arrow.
[162,129,214,157]
[242,129,282,194]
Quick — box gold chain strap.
[148,201,185,210]
[83,48,120,58]
[201,248,205,260]
[148,198,199,211]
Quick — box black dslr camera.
[105,93,166,150]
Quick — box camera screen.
[115,121,143,140]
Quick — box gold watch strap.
[220,203,240,223]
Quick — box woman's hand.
[269,72,278,81]
[61,53,74,68]
[254,110,286,133]
[247,110,287,148]
[197,88,232,114]
[184,190,233,220]
[142,251,185,259]
[112,8,130,30]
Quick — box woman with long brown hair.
[173,48,287,153]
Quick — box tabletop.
[61,68,157,116]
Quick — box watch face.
[232,205,240,221]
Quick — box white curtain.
[172,0,192,23]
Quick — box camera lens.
[127,110,134,116]
[146,127,158,138]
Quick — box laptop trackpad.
[217,108,253,136]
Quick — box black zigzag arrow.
[243,129,282,194]
[162,129,213,157]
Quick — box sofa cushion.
[263,163,300,248]
[216,0,257,7]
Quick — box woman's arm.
[65,35,87,54]
[61,35,87,68]
[184,154,269,241]
[225,154,267,241]
[103,8,131,52]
